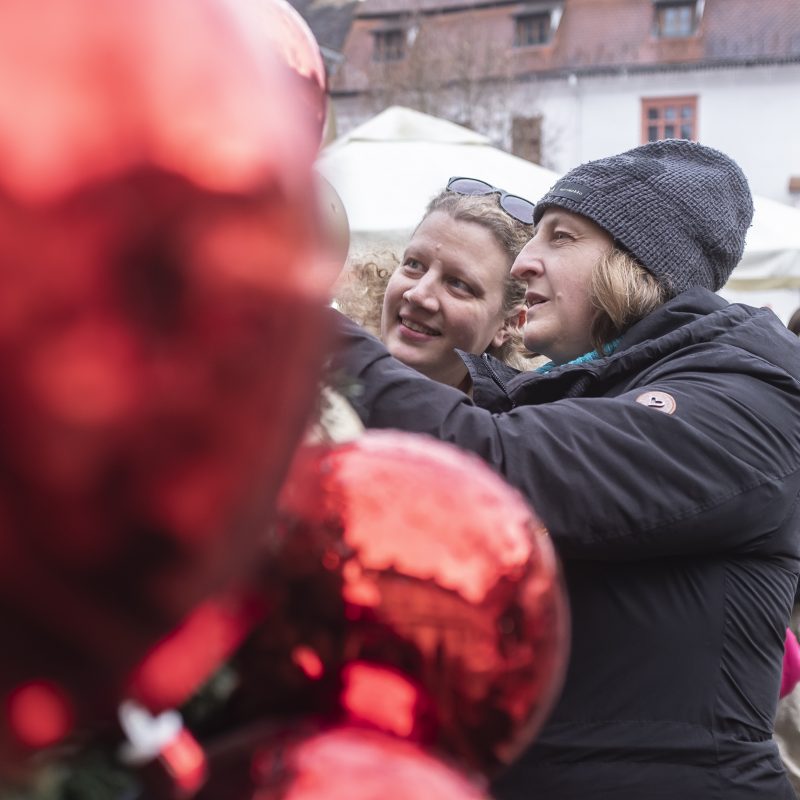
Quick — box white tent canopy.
[318,106,800,323]
[730,194,800,286]
[715,195,800,324]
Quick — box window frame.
[514,11,553,48]
[641,96,698,144]
[654,1,698,39]
[372,28,405,62]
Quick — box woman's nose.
[403,275,439,311]
[511,240,544,280]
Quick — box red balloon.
[6,682,74,751]
[0,0,320,203]
[261,0,328,146]
[198,726,490,800]
[228,432,570,775]
[126,589,269,713]
[254,728,490,800]
[0,0,336,767]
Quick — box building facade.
[325,0,800,204]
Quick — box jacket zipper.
[482,353,516,409]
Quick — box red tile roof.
[347,0,800,77]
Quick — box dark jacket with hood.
[332,288,800,799]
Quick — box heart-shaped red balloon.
[0,0,336,767]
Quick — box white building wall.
[516,63,800,204]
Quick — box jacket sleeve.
[332,312,800,561]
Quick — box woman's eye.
[553,230,575,241]
[448,277,474,295]
[403,258,424,273]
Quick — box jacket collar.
[477,288,785,409]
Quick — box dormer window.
[373,28,405,62]
[654,1,702,38]
[515,12,550,46]
[513,5,563,48]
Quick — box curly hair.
[333,251,398,337]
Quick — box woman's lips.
[399,316,440,338]
[525,297,548,317]
[525,292,548,308]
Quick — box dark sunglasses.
[446,176,536,225]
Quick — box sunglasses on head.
[446,176,536,225]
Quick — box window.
[655,2,697,38]
[373,29,405,62]
[641,96,697,143]
[515,12,552,47]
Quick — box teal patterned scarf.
[535,338,621,375]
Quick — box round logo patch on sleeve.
[635,390,677,415]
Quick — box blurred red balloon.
[6,682,74,751]
[261,0,328,146]
[0,0,320,203]
[226,431,570,775]
[254,728,490,800]
[0,0,336,767]
[126,589,269,713]
[198,726,490,800]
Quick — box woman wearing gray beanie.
[331,139,800,799]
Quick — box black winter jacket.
[333,288,800,799]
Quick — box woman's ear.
[491,306,525,349]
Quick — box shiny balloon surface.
[232,431,569,774]
[262,0,328,146]
[198,726,491,800]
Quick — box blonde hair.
[590,248,668,352]
[333,251,398,336]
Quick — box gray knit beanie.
[533,140,754,295]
